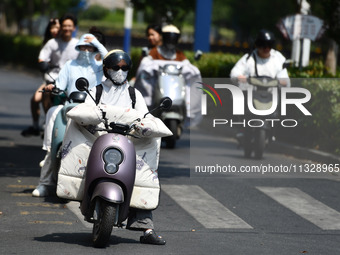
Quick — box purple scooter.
[75,78,172,248]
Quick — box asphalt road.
[1,66,340,255]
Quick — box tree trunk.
[325,38,338,76]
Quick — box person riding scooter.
[134,24,202,130]
[83,50,166,245]
[32,33,107,197]
[230,29,290,157]
[148,24,186,61]
[230,29,290,87]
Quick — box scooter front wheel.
[92,197,116,248]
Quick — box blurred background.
[1,0,340,155]
[1,0,339,76]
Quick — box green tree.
[228,0,296,41]
[132,0,196,28]
[309,0,340,75]
[1,0,81,34]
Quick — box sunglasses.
[257,42,274,49]
[111,65,130,71]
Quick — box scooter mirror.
[194,50,203,61]
[159,97,172,110]
[75,77,90,92]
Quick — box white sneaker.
[39,159,45,168]
[32,185,49,197]
[39,153,49,167]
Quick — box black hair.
[43,18,59,45]
[145,24,162,36]
[59,13,78,27]
[89,26,106,46]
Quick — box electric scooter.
[49,87,87,174]
[74,77,172,248]
[153,63,186,148]
[243,76,280,159]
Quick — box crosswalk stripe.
[162,185,252,229]
[257,187,340,230]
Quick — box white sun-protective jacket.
[57,80,172,210]
[55,33,108,95]
[230,49,290,89]
[42,33,107,151]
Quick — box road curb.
[269,141,340,164]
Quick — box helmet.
[162,24,180,49]
[255,29,275,48]
[75,33,98,52]
[103,50,132,83]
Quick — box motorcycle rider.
[143,24,162,57]
[85,50,166,245]
[148,24,186,61]
[230,29,290,87]
[230,29,290,146]
[21,14,78,137]
[32,33,108,197]
[134,24,202,127]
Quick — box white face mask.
[107,69,128,85]
[77,51,94,65]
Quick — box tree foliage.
[131,0,196,27]
[131,0,297,42]
[227,0,296,41]
[1,0,82,34]
[309,0,340,44]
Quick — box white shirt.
[230,49,289,82]
[39,37,79,82]
[86,79,149,115]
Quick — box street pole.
[123,0,133,54]
[194,0,213,52]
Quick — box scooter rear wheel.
[244,128,252,158]
[254,129,266,159]
[92,197,116,248]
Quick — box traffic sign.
[278,14,324,41]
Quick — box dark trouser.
[126,208,154,231]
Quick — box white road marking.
[257,186,340,230]
[162,185,252,229]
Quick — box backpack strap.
[95,84,103,105]
[252,51,260,77]
[128,86,136,109]
[245,50,259,77]
[95,84,136,109]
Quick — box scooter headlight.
[103,148,123,174]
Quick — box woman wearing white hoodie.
[32,33,108,197]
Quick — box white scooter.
[153,64,186,148]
